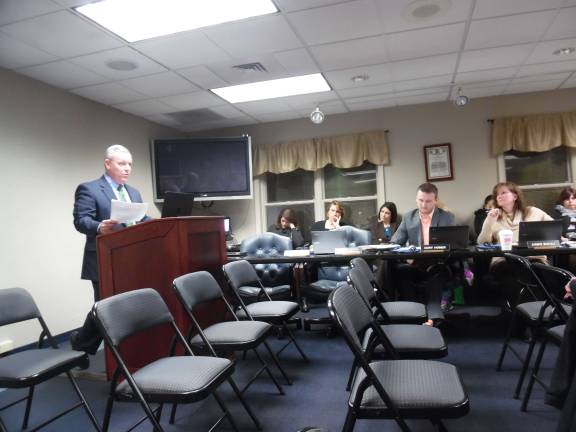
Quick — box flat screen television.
[152,136,252,202]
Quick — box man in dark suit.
[70,144,149,353]
[391,182,455,325]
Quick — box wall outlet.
[0,339,14,354]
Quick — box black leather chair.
[239,233,294,301]
[173,270,291,393]
[92,288,261,432]
[496,254,571,400]
[521,263,573,412]
[0,288,101,432]
[328,283,469,432]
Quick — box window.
[262,162,383,238]
[502,147,572,214]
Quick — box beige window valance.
[491,111,576,156]
[253,130,389,175]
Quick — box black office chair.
[0,288,101,432]
[521,263,573,411]
[239,233,294,301]
[92,288,261,432]
[349,257,427,324]
[328,283,470,432]
[173,270,291,392]
[222,260,308,362]
[496,254,571,399]
[344,267,447,390]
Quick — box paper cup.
[498,229,514,251]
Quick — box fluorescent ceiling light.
[75,0,277,42]
[211,74,331,104]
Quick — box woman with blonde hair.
[311,200,348,231]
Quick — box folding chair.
[350,257,427,324]
[0,288,101,432]
[328,284,469,432]
[91,288,261,432]
[521,263,573,411]
[223,260,308,362]
[496,254,571,399]
[173,270,291,393]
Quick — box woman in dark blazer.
[267,207,305,248]
[369,202,400,243]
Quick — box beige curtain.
[253,130,389,175]
[491,111,576,155]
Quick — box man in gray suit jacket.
[391,183,455,325]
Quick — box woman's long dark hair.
[276,207,298,229]
[378,202,398,224]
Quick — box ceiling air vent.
[232,62,268,72]
[166,109,226,125]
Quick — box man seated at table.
[391,182,455,326]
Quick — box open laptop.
[518,220,563,247]
[161,191,195,217]
[311,230,347,254]
[429,225,470,250]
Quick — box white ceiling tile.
[294,100,347,116]
[72,82,146,105]
[376,0,473,33]
[310,35,388,71]
[450,85,506,98]
[274,0,343,13]
[526,38,576,64]
[544,7,576,40]
[252,111,303,122]
[159,91,224,110]
[134,32,232,69]
[393,75,453,92]
[512,72,571,83]
[458,78,511,89]
[387,23,465,61]
[465,11,556,50]
[18,60,108,89]
[287,0,383,45]
[119,72,199,98]
[0,31,57,69]
[389,54,458,81]
[337,83,395,99]
[458,44,535,72]
[455,67,518,84]
[235,99,294,115]
[560,75,576,88]
[472,0,564,19]
[325,63,392,89]
[504,80,564,94]
[396,92,448,106]
[516,59,576,76]
[273,48,319,74]
[71,47,166,79]
[0,0,62,26]
[209,105,246,118]
[177,66,228,89]
[144,113,182,129]
[344,92,396,105]
[203,15,301,57]
[347,99,396,111]
[114,99,175,116]
[205,55,290,85]
[1,10,122,58]
[395,86,451,98]
[282,90,339,109]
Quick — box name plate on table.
[284,249,310,257]
[422,244,450,253]
[527,240,560,249]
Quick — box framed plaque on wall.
[424,143,453,181]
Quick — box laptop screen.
[311,230,347,254]
[161,191,195,218]
[429,225,470,250]
[518,220,563,247]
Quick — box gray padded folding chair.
[0,288,101,432]
[223,260,308,362]
[173,270,291,392]
[91,288,261,432]
[328,283,469,432]
[350,257,427,324]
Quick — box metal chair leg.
[21,385,35,430]
[263,341,292,385]
[283,322,309,362]
[513,329,538,399]
[253,347,285,394]
[213,390,240,432]
[521,336,550,412]
[66,371,102,431]
[227,378,262,430]
[497,311,517,371]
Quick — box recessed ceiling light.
[402,0,451,22]
[211,73,331,104]
[106,60,138,71]
[553,47,576,56]
[75,0,277,42]
[351,75,369,83]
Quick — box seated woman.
[267,207,305,248]
[553,186,576,240]
[473,194,495,237]
[370,202,400,243]
[477,181,552,308]
[311,200,348,231]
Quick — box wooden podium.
[97,216,227,378]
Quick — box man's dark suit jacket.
[391,207,455,246]
[73,175,147,281]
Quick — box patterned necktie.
[117,185,133,226]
